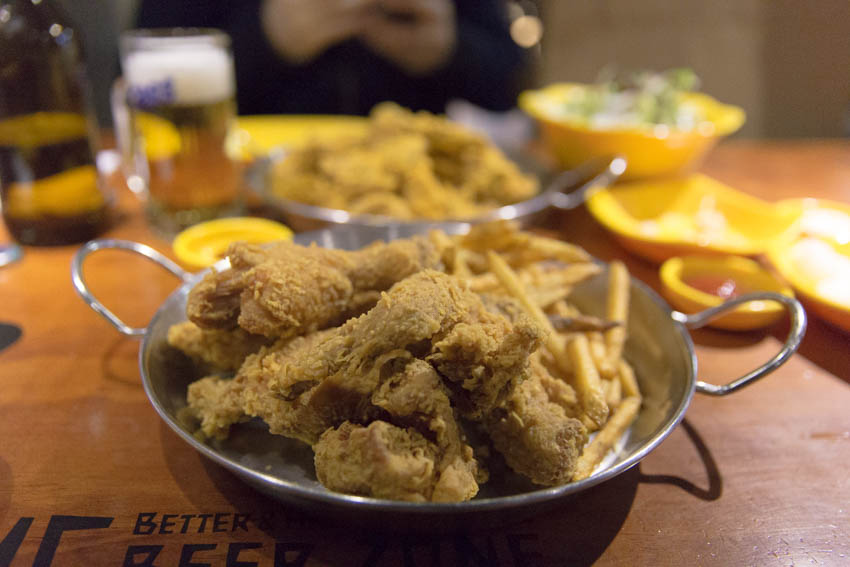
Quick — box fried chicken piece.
[189,334,434,446]
[186,330,339,441]
[427,292,543,420]
[185,373,246,439]
[185,262,247,330]
[370,358,482,501]
[485,366,588,486]
[268,270,541,421]
[186,236,444,338]
[167,321,272,371]
[314,420,439,502]
[235,253,354,338]
[267,270,466,395]
[316,358,482,502]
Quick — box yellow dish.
[173,217,293,271]
[766,198,850,333]
[234,115,367,158]
[660,255,794,331]
[518,83,745,181]
[585,174,799,263]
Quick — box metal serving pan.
[71,226,805,528]
[244,150,626,232]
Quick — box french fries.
[565,334,609,429]
[588,331,616,378]
[439,221,642,484]
[603,369,622,408]
[572,396,642,481]
[617,359,641,398]
[605,260,630,368]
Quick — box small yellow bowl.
[766,198,850,333]
[585,174,799,263]
[518,83,745,181]
[173,217,293,271]
[659,255,794,331]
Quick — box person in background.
[136,0,529,116]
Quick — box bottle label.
[128,79,176,109]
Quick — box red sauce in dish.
[683,274,749,298]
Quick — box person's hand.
[360,0,456,76]
[261,0,376,64]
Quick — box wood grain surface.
[1,140,848,567]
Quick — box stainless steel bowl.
[71,226,805,527]
[245,150,626,232]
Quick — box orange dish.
[660,255,794,331]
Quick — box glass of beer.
[117,29,243,237]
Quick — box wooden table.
[1,140,848,566]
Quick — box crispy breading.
[167,321,272,371]
[486,368,589,486]
[315,358,482,502]
[314,421,440,502]
[185,331,336,442]
[186,236,444,337]
[267,270,541,421]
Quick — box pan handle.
[548,155,628,210]
[670,292,807,396]
[71,239,193,337]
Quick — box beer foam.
[124,47,234,105]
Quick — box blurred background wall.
[534,1,765,137]
[534,0,850,139]
[58,0,850,139]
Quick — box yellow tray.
[234,115,367,158]
[585,174,799,263]
[765,198,850,333]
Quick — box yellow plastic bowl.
[518,83,745,181]
[585,174,799,263]
[765,198,850,333]
[173,217,293,271]
[660,255,794,331]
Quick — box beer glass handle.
[110,77,148,197]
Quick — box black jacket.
[136,0,528,116]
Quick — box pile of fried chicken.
[169,226,603,502]
[269,103,539,220]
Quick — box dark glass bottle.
[0,0,110,245]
